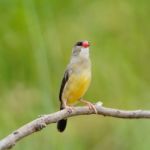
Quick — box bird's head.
[72,40,90,58]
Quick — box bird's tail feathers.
[57,105,67,132]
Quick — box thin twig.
[0,102,150,150]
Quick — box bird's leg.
[62,99,74,113]
[79,99,97,114]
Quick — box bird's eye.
[76,42,82,46]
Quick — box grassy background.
[0,0,150,149]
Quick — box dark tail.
[57,119,67,132]
[57,106,67,132]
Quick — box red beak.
[82,41,90,48]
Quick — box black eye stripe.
[75,42,82,46]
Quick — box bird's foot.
[64,105,74,114]
[80,99,97,114]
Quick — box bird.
[57,40,97,132]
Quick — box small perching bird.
[57,40,97,132]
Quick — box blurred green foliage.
[0,0,150,149]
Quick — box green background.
[0,0,150,149]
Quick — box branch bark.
[0,102,150,150]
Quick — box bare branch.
[0,102,150,150]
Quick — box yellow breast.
[62,71,91,105]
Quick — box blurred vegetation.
[0,0,150,149]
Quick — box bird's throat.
[80,47,89,58]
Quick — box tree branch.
[0,102,150,150]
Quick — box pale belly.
[62,72,91,105]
